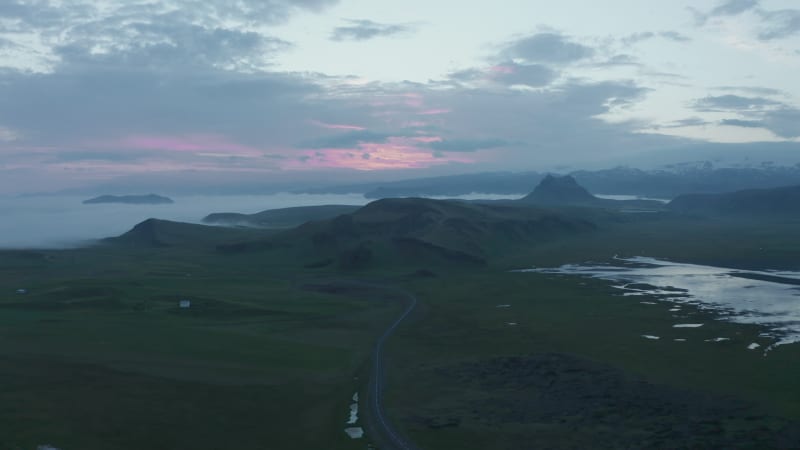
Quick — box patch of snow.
[640,301,658,305]
[673,323,704,328]
[352,392,358,402]
[748,343,761,350]
[506,322,518,326]
[706,337,730,342]
[674,338,687,342]
[669,308,681,312]
[344,427,364,439]
[496,304,511,308]
[347,403,358,425]
[641,335,660,340]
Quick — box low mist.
[0,193,370,249]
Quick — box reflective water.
[517,256,800,346]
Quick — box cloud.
[0,0,336,72]
[693,0,760,24]
[428,138,511,152]
[297,130,395,149]
[594,54,642,68]
[0,37,18,50]
[693,95,782,112]
[448,62,557,87]
[757,9,800,40]
[762,108,800,138]
[709,0,759,17]
[55,20,292,73]
[621,31,691,45]
[719,118,764,128]
[693,0,800,41]
[488,62,557,86]
[330,19,415,41]
[661,117,710,128]
[714,86,784,96]
[501,32,594,64]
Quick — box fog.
[0,192,523,249]
[0,193,369,249]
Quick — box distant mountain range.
[293,165,800,200]
[669,185,800,216]
[83,194,174,205]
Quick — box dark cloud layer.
[429,138,511,152]
[693,95,781,112]
[720,118,763,128]
[502,33,594,64]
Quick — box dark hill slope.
[203,204,360,228]
[267,197,596,268]
[669,185,800,215]
[106,219,268,247]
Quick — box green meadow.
[1,203,799,449]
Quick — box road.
[362,284,420,450]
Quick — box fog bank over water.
[0,192,523,249]
[0,194,369,249]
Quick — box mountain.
[668,185,800,216]
[203,205,360,228]
[521,174,599,205]
[518,175,664,212]
[83,194,174,205]
[224,197,599,269]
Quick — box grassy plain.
[0,243,404,450]
[1,206,799,449]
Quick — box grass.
[1,207,800,448]
[380,219,800,449]
[0,244,401,450]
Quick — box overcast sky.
[1,0,799,194]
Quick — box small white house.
[179,299,191,309]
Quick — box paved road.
[361,284,420,450]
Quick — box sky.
[1,0,800,194]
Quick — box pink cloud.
[309,120,366,131]
[402,92,424,108]
[418,108,452,116]
[284,136,473,171]
[103,134,264,157]
[410,136,443,143]
[489,65,516,75]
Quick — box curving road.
[361,284,420,450]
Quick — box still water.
[517,256,800,346]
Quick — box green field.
[1,204,799,449]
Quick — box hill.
[105,218,267,247]
[203,205,360,228]
[255,197,598,268]
[668,185,800,216]
[83,194,174,205]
